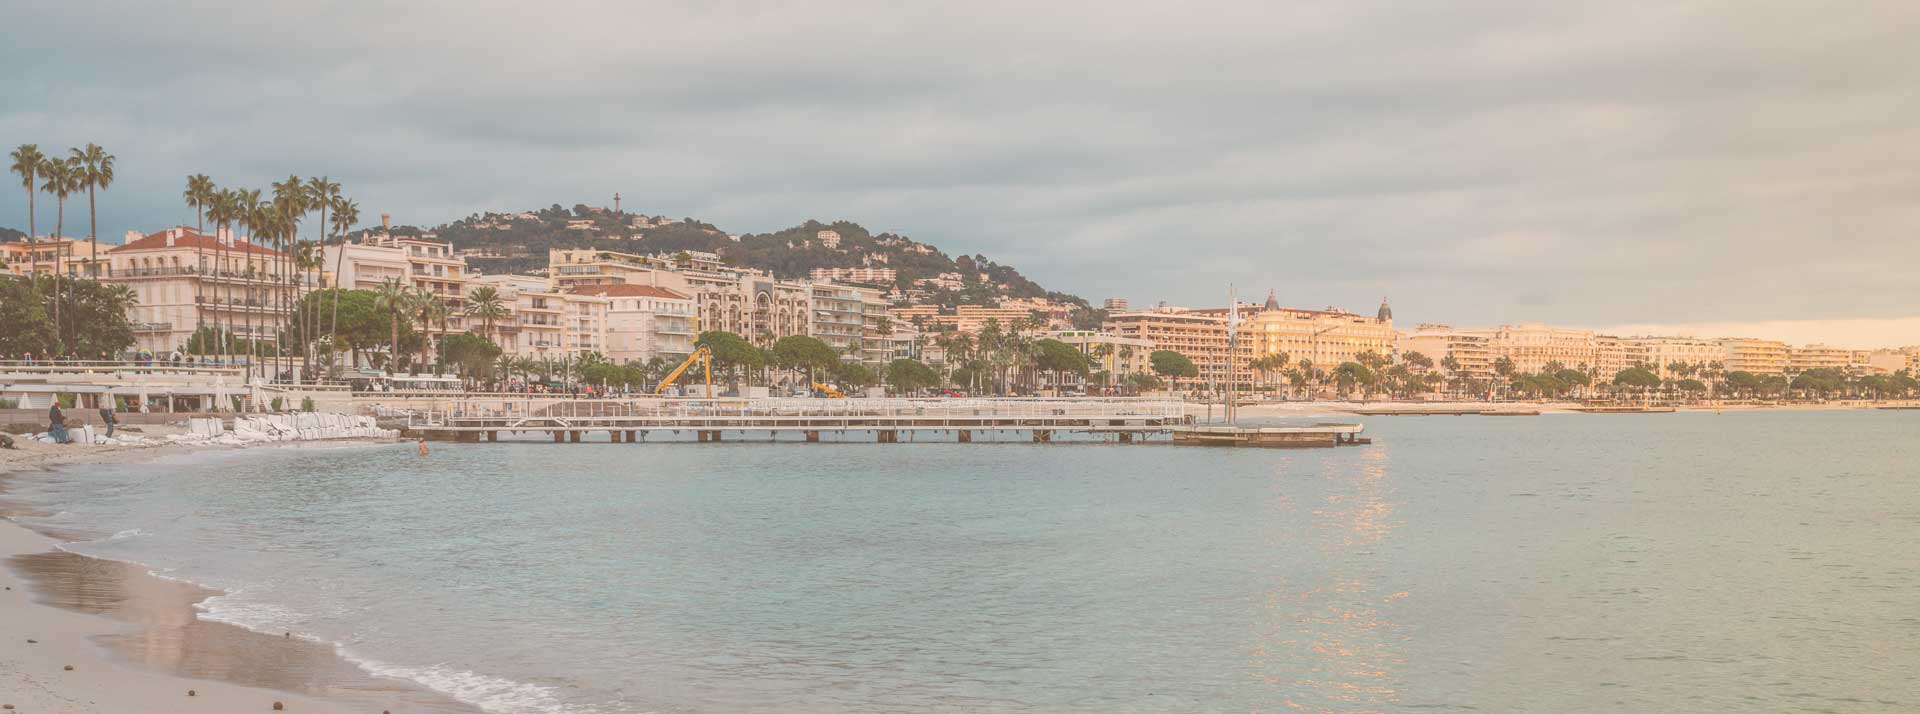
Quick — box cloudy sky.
[6,2,1920,345]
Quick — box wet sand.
[0,438,478,714]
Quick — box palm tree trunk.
[86,184,97,279]
[329,230,346,367]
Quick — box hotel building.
[103,227,291,353]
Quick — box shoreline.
[1232,398,1919,417]
[0,437,481,714]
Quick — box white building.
[569,284,698,362]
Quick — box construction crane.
[655,346,714,397]
[812,382,847,398]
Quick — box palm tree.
[182,174,217,318]
[242,194,276,373]
[39,156,81,354]
[374,278,411,373]
[68,144,114,278]
[304,178,341,371]
[205,189,239,359]
[413,288,447,374]
[326,196,360,361]
[270,176,306,376]
[8,145,43,277]
[465,286,509,343]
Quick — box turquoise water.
[7,411,1919,713]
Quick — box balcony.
[133,322,174,332]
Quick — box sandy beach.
[0,435,474,714]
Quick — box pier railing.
[400,396,1197,429]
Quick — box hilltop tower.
[1377,297,1393,323]
[614,192,622,213]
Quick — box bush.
[57,393,77,408]
[230,396,244,412]
[0,398,18,410]
[270,397,284,412]
[301,397,316,413]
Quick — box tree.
[832,361,877,390]
[465,286,509,343]
[1034,338,1090,388]
[0,277,56,355]
[886,358,940,394]
[9,145,43,275]
[770,335,838,387]
[1676,378,1707,394]
[38,156,80,352]
[440,333,503,383]
[327,196,361,351]
[374,279,412,371]
[1150,350,1199,385]
[1126,372,1163,393]
[1333,361,1376,397]
[697,330,765,383]
[1612,366,1661,391]
[68,144,114,278]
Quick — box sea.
[4,410,1917,713]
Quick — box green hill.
[369,205,1090,313]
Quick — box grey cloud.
[5,1,1920,330]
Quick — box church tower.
[1377,297,1393,323]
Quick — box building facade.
[568,284,697,363]
[103,227,290,354]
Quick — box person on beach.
[48,401,70,444]
[99,405,117,438]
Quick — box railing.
[400,396,1198,427]
[0,359,248,377]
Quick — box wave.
[343,654,599,714]
[48,539,594,714]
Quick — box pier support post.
[611,430,624,443]
[958,430,972,443]
[486,431,498,442]
[1032,429,1052,443]
[568,431,581,443]
[552,431,563,443]
[879,430,898,443]
[626,431,637,443]
[1119,432,1133,444]
[804,430,820,443]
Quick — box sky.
[5,2,1920,347]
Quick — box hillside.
[369,205,1091,313]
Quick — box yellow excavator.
[655,346,714,397]
[812,382,847,398]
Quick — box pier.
[396,397,1369,448]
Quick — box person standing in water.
[417,438,430,457]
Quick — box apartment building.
[1396,324,1497,379]
[810,282,892,364]
[1717,338,1791,375]
[1634,336,1723,378]
[470,274,608,360]
[1103,308,1253,389]
[1484,323,1597,374]
[924,305,1037,333]
[1050,330,1156,377]
[809,267,896,284]
[103,227,291,353]
[1593,335,1648,380]
[322,233,471,335]
[569,284,697,362]
[549,248,809,348]
[1789,344,1855,372]
[3,236,107,278]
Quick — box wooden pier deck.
[395,397,1370,447]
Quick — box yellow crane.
[655,346,714,397]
